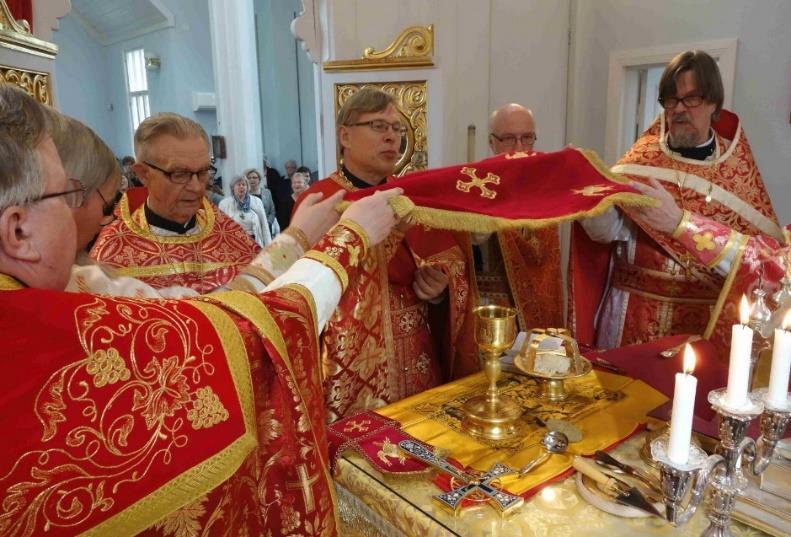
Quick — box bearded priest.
[296,88,476,422]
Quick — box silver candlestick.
[651,388,791,537]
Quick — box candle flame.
[739,295,750,325]
[784,310,791,331]
[682,343,696,374]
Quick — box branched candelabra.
[650,277,791,536]
[651,389,790,536]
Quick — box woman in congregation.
[219,175,273,247]
[244,167,280,238]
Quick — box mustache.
[671,113,690,123]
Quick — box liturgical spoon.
[518,430,569,476]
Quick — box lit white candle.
[668,344,698,465]
[767,311,791,407]
[725,295,754,408]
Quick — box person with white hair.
[219,174,272,247]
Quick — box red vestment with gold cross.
[570,110,781,349]
[90,187,260,293]
[0,224,371,535]
[296,172,476,422]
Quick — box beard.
[668,113,700,148]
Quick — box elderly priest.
[0,83,399,536]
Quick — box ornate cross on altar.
[455,167,501,200]
[286,464,320,513]
[399,439,523,514]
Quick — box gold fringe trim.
[704,234,749,339]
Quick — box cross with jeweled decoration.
[286,464,320,513]
[398,439,523,514]
[455,167,501,200]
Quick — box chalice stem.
[484,353,501,403]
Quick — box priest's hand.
[630,178,684,235]
[413,265,449,302]
[341,188,403,246]
[290,190,346,245]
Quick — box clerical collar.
[668,131,716,160]
[341,165,386,189]
[144,203,197,235]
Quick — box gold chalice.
[462,305,522,440]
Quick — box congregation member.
[0,82,401,536]
[90,113,264,293]
[471,103,564,330]
[219,174,272,247]
[572,50,781,349]
[244,166,279,237]
[271,159,298,230]
[296,87,476,421]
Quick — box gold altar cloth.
[335,436,767,537]
[374,370,666,496]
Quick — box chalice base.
[461,394,523,441]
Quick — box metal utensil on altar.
[398,439,524,514]
[517,430,569,476]
[462,305,522,440]
[649,388,791,536]
[513,328,592,401]
[573,456,663,517]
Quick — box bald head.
[488,103,536,154]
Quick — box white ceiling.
[70,0,174,46]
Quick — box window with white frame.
[124,48,150,135]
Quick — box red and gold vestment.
[571,110,781,348]
[0,223,371,535]
[90,188,260,293]
[297,173,476,421]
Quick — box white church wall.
[569,0,791,223]
[51,14,116,151]
[255,0,318,176]
[316,0,570,172]
[52,0,218,159]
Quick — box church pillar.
[208,0,263,191]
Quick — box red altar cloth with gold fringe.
[342,148,653,231]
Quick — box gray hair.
[42,107,120,194]
[0,84,48,210]
[229,175,249,190]
[134,112,209,162]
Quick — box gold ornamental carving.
[324,25,434,72]
[1,65,52,104]
[335,81,428,176]
[0,0,58,58]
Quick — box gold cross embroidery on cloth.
[455,167,500,200]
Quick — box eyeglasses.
[143,161,213,184]
[347,120,408,136]
[96,188,122,221]
[30,178,86,209]
[658,94,705,109]
[489,133,537,147]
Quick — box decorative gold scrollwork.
[335,81,428,175]
[0,0,58,59]
[324,25,434,71]
[1,65,52,104]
